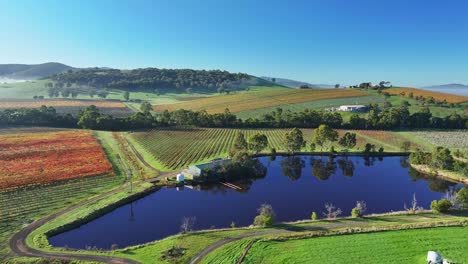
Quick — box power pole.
[126,168,133,193]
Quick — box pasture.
[385,87,468,103]
[239,226,468,263]
[153,88,367,113]
[0,130,113,190]
[0,99,134,117]
[128,128,429,170]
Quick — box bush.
[409,150,430,165]
[378,147,384,153]
[431,199,452,213]
[456,187,468,209]
[351,208,360,218]
[253,203,275,227]
[270,147,277,155]
[311,211,317,220]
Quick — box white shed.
[176,173,185,182]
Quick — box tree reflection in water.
[310,156,337,180]
[280,156,305,181]
[337,158,355,177]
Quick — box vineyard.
[153,88,366,113]
[385,88,468,103]
[128,128,425,170]
[0,130,113,190]
[410,131,468,149]
[0,174,123,260]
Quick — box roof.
[190,159,230,170]
[340,105,366,108]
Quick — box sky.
[1,0,467,87]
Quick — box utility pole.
[126,168,133,193]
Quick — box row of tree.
[49,68,251,93]
[1,104,466,131]
[410,147,467,176]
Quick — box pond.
[49,155,460,250]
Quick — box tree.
[431,147,454,170]
[123,91,130,101]
[351,201,367,217]
[334,84,340,88]
[253,204,275,227]
[431,199,452,213]
[186,88,193,94]
[400,141,411,152]
[140,101,152,113]
[77,106,101,129]
[284,128,305,153]
[233,132,248,151]
[248,134,268,154]
[323,203,342,219]
[456,187,468,209]
[312,124,338,151]
[271,78,276,83]
[338,132,356,151]
[180,216,196,233]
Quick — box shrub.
[431,199,452,213]
[456,187,468,209]
[351,208,360,218]
[270,147,277,155]
[311,211,317,220]
[253,203,275,227]
[409,150,430,165]
[378,147,384,153]
[351,201,367,218]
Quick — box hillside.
[51,68,256,93]
[261,76,334,88]
[423,83,468,90]
[0,63,74,80]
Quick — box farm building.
[187,159,230,178]
[338,105,367,112]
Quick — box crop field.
[153,88,367,114]
[239,226,468,263]
[0,174,124,260]
[0,130,113,190]
[0,99,135,117]
[128,128,426,170]
[385,88,468,103]
[409,131,468,149]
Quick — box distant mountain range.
[422,83,468,90]
[260,76,334,88]
[0,63,74,80]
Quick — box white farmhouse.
[338,105,367,112]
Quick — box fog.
[0,78,27,84]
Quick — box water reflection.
[49,155,461,250]
[280,156,305,181]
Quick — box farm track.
[189,219,391,264]
[9,171,178,264]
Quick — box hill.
[51,68,258,93]
[0,63,74,80]
[423,83,468,90]
[261,76,334,88]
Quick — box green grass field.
[239,226,468,263]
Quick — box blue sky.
[1,0,467,86]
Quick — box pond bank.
[410,164,468,185]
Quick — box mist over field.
[0,78,26,84]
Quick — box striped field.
[153,88,367,113]
[128,128,430,170]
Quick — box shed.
[187,159,230,178]
[176,173,185,182]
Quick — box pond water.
[49,155,459,249]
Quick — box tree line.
[0,104,466,131]
[49,68,251,93]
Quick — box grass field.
[0,130,113,190]
[153,88,367,113]
[128,128,431,171]
[239,226,468,263]
[385,87,468,103]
